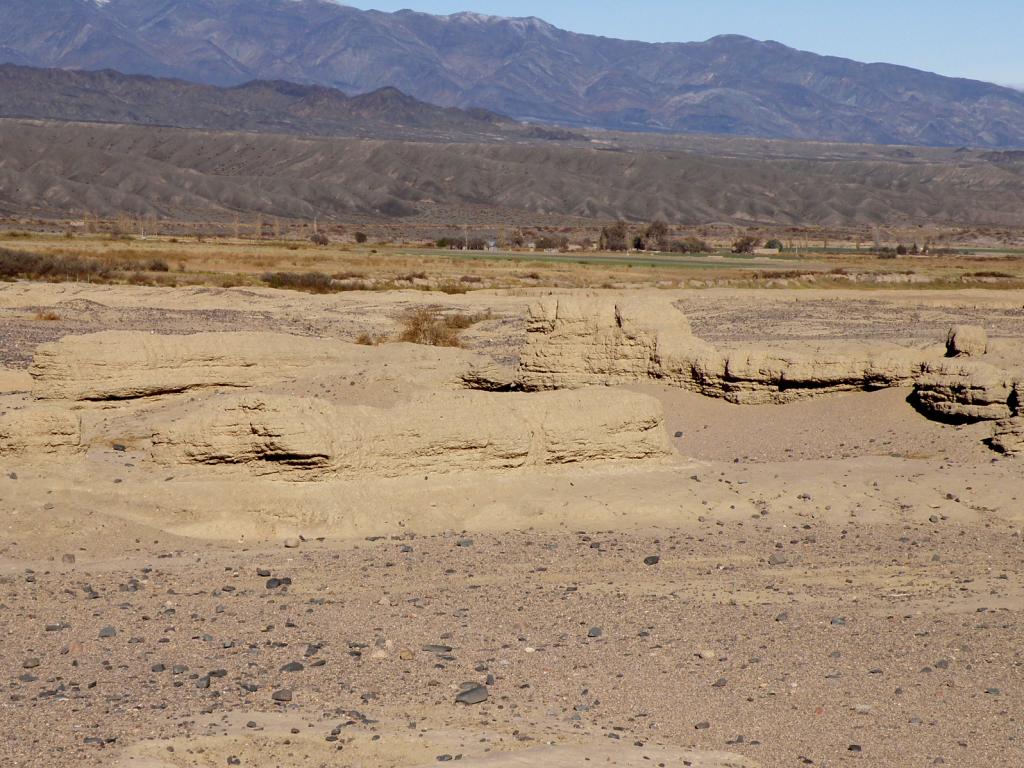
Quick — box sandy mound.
[150,389,671,479]
[8,329,672,481]
[30,330,488,401]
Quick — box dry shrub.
[445,310,491,330]
[355,331,388,346]
[0,247,113,281]
[153,274,178,287]
[337,279,376,291]
[263,271,392,293]
[0,248,172,284]
[396,307,491,347]
[434,282,470,294]
[33,310,61,321]
[261,271,336,293]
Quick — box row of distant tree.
[306,224,932,257]
[435,232,573,251]
[598,220,712,253]
[310,231,367,245]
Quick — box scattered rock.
[455,684,488,705]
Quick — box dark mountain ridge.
[0,64,550,141]
[1,0,1023,147]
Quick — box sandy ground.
[1,282,1022,767]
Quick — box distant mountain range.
[2,0,1024,147]
[0,64,587,142]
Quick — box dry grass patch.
[396,307,491,347]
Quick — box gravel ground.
[675,296,1024,343]
[1,283,1021,768]
[1,523,1020,768]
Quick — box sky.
[351,1,1024,87]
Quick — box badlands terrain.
[1,274,1022,768]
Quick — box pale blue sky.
[351,1,1024,87]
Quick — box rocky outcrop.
[515,297,688,390]
[946,325,988,357]
[29,331,355,401]
[675,344,927,405]
[912,359,1017,422]
[991,417,1024,455]
[509,297,934,404]
[151,388,671,479]
[0,405,81,455]
[30,330,489,401]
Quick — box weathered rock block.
[512,296,931,404]
[515,297,676,390]
[0,406,81,455]
[946,325,988,357]
[30,330,489,401]
[151,388,672,479]
[913,360,1016,421]
[30,331,352,401]
[991,417,1024,455]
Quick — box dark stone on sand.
[455,685,488,705]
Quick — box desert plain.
[1,242,1022,768]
